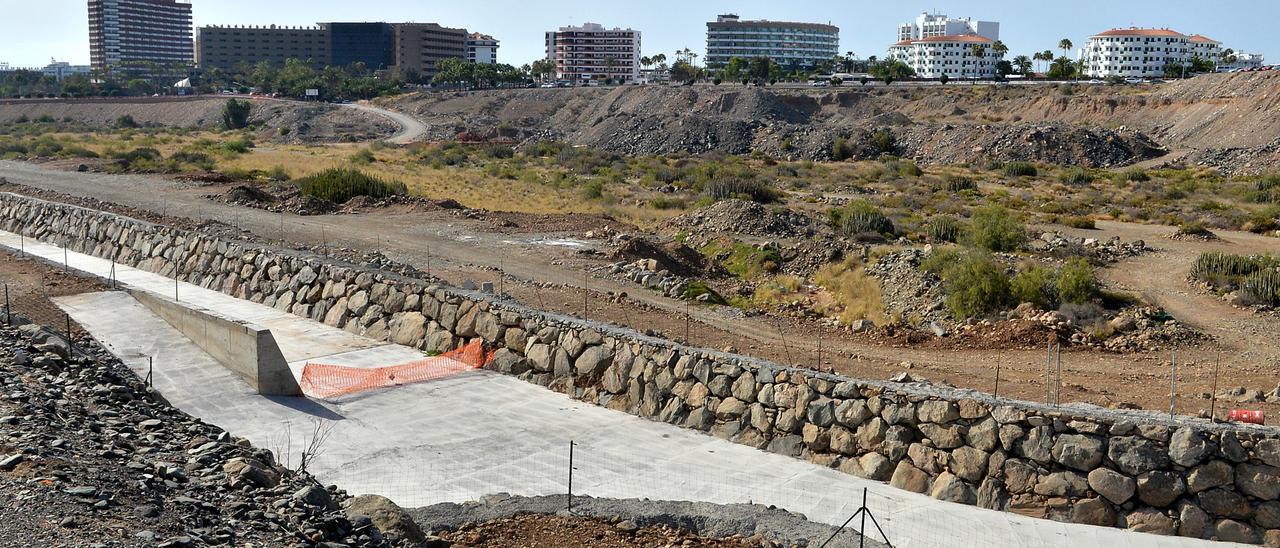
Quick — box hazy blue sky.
[2,1,1277,68]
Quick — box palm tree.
[992,41,1008,58]
[1014,55,1033,76]
[1058,39,1074,79]
[971,44,987,79]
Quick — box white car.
[810,80,830,87]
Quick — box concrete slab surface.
[6,230,1240,547]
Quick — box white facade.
[467,33,499,65]
[898,12,998,43]
[1081,28,1222,78]
[1218,51,1265,71]
[704,14,839,69]
[42,61,92,80]
[888,35,1000,79]
[545,22,641,84]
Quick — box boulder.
[1237,463,1280,500]
[931,472,976,505]
[1109,436,1170,476]
[1136,470,1186,508]
[1051,434,1104,471]
[1088,468,1136,505]
[343,494,425,543]
[1177,502,1211,539]
[1216,519,1262,544]
[1072,497,1117,528]
[1258,439,1280,468]
[1168,427,1210,467]
[890,462,931,494]
[951,446,989,483]
[919,423,964,449]
[1187,460,1233,493]
[1125,508,1177,536]
[1033,471,1090,498]
[858,453,894,481]
[574,345,614,377]
[1017,426,1054,464]
[966,418,999,452]
[1197,488,1252,519]
[916,400,959,423]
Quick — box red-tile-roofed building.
[1082,27,1223,78]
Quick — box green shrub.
[1012,265,1057,310]
[267,165,291,182]
[896,160,922,177]
[1063,216,1096,229]
[1241,270,1280,306]
[168,151,214,170]
[703,240,782,279]
[222,137,254,154]
[350,148,376,164]
[116,114,139,128]
[703,178,779,203]
[648,196,687,210]
[925,216,963,242]
[870,130,896,155]
[833,201,895,236]
[1123,168,1150,182]
[967,205,1026,252]
[832,137,853,161]
[1176,220,1213,237]
[297,168,407,203]
[939,252,1011,319]
[483,145,514,159]
[1059,167,1094,185]
[1002,162,1037,177]
[110,147,161,167]
[943,174,977,192]
[581,180,604,200]
[1248,174,1280,203]
[1056,258,1096,305]
[1191,252,1275,279]
[683,280,726,304]
[222,98,252,130]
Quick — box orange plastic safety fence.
[300,340,493,399]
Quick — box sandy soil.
[2,160,1279,420]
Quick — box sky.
[1,0,1277,68]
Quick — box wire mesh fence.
[319,435,1030,548]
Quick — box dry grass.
[813,259,886,325]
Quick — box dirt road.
[343,101,428,144]
[2,160,1277,417]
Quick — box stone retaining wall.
[4,192,1280,545]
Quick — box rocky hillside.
[386,72,1280,171]
[0,97,395,143]
[0,317,403,547]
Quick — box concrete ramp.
[129,289,301,396]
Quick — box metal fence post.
[994,357,1001,397]
[1210,353,1221,422]
[3,284,9,327]
[567,440,575,513]
[1170,350,1178,421]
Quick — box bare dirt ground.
[0,247,104,330]
[437,514,763,548]
[2,160,1278,420]
[0,96,397,144]
[383,72,1280,173]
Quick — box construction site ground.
[3,160,1278,422]
[0,223,1228,548]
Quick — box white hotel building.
[888,14,1002,79]
[1081,28,1221,78]
[545,23,641,84]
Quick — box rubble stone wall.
[4,192,1280,544]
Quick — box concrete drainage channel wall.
[4,192,1280,545]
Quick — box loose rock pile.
[0,319,398,547]
[1031,231,1151,264]
[609,259,690,300]
[865,249,947,325]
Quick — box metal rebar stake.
[994,357,1001,397]
[1170,350,1178,421]
[1210,353,1221,422]
[567,440,575,513]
